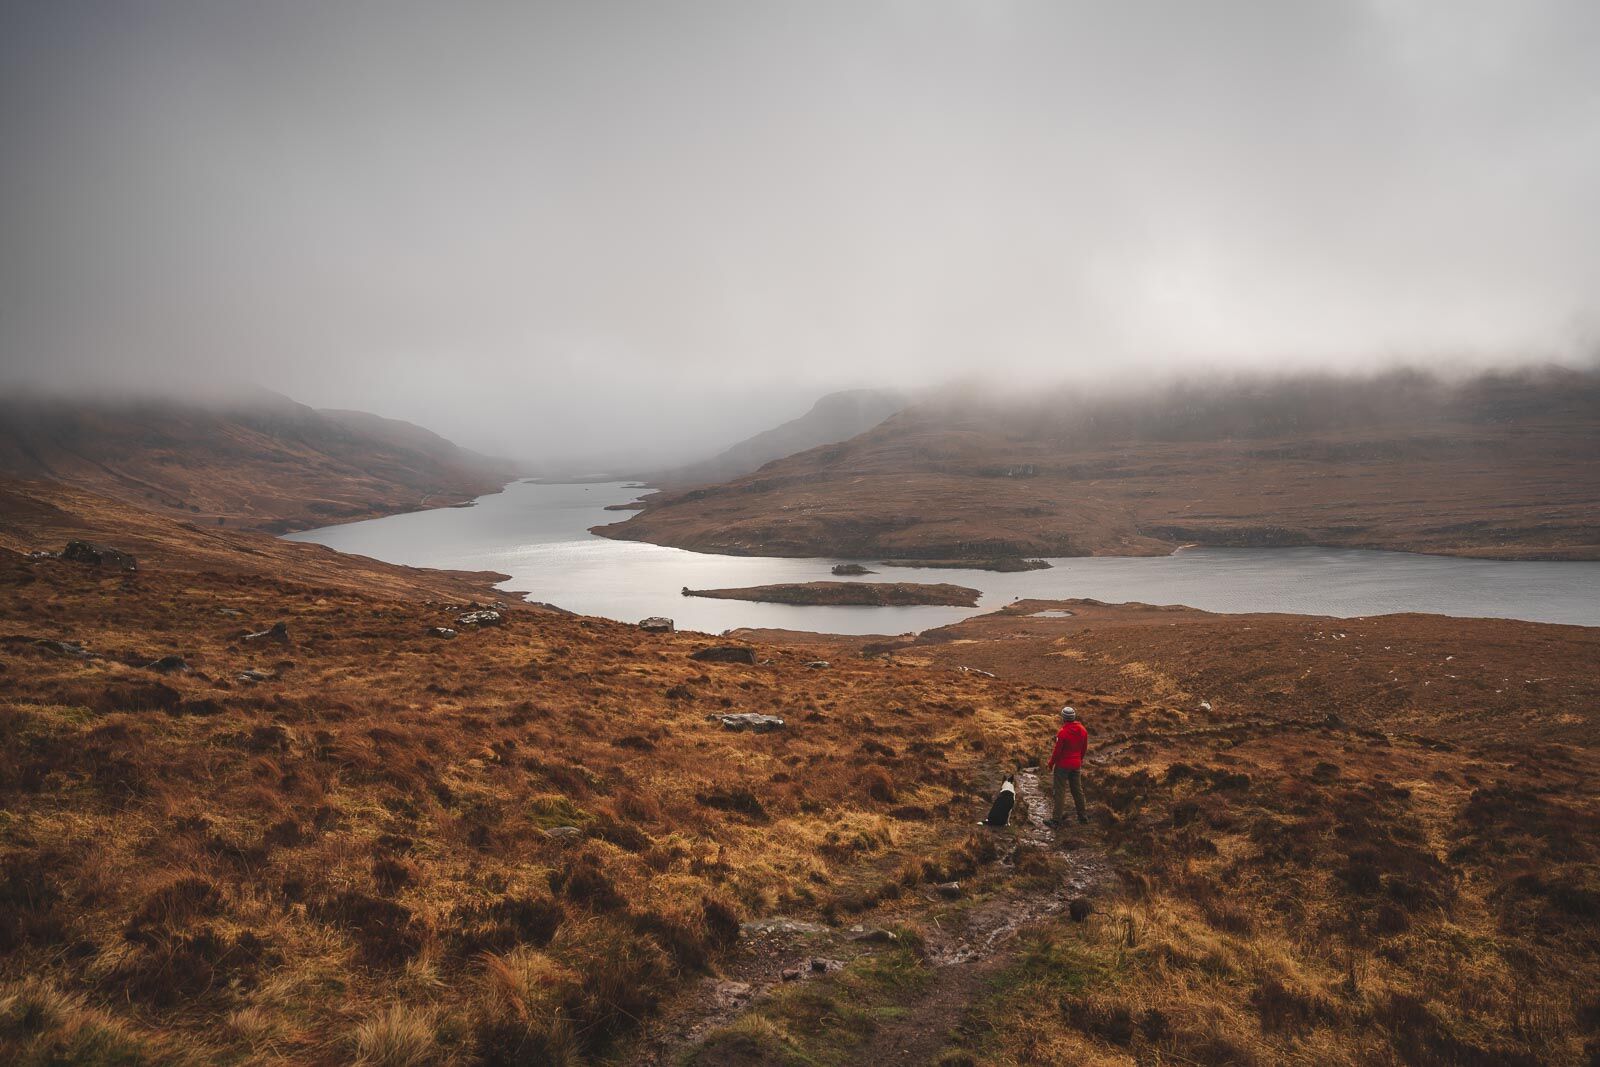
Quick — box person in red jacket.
[1047,706,1089,826]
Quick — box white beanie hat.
[1060,706,1077,721]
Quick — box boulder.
[455,610,503,627]
[62,540,137,571]
[245,622,290,645]
[714,713,784,733]
[34,638,92,658]
[543,826,583,841]
[805,660,830,669]
[237,668,274,684]
[935,881,963,900]
[639,617,675,633]
[427,627,457,639]
[690,645,757,665]
[142,654,191,674]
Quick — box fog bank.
[3,1,1598,467]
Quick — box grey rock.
[143,654,191,674]
[543,825,583,840]
[714,713,785,733]
[217,608,243,617]
[849,927,899,944]
[237,668,274,683]
[638,616,675,633]
[34,638,92,658]
[427,627,457,639]
[244,622,290,645]
[62,540,137,571]
[704,980,754,1012]
[781,968,802,982]
[740,918,829,939]
[935,881,963,899]
[805,660,830,669]
[455,610,503,627]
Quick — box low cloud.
[3,1,1597,466]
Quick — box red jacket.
[1049,721,1088,771]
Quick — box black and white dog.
[982,774,1017,827]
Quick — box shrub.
[863,767,898,803]
[549,855,625,913]
[352,1005,440,1067]
[449,895,565,958]
[0,979,174,1067]
[472,950,580,1066]
[310,892,424,968]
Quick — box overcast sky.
[2,1,1597,466]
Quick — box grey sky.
[3,1,1598,467]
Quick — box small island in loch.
[682,580,981,606]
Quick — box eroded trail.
[630,768,1115,1064]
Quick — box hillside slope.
[659,388,906,485]
[0,392,515,534]
[598,367,1600,561]
[4,517,1596,1064]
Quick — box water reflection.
[286,481,1600,634]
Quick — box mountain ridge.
[650,387,907,486]
[0,391,517,534]
[596,366,1600,561]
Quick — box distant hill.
[659,388,907,485]
[596,366,1600,560]
[0,391,516,533]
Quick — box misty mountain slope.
[658,388,908,485]
[0,393,516,533]
[595,367,1600,560]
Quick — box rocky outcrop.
[454,610,503,627]
[62,540,137,571]
[713,713,785,732]
[639,617,675,633]
[245,622,290,645]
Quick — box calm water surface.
[286,481,1600,634]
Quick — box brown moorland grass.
[4,494,1598,1065]
[675,599,1600,1065]
[895,601,1598,1065]
[0,545,1051,1064]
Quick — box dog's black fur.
[983,775,1017,827]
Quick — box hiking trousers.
[1053,768,1086,823]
